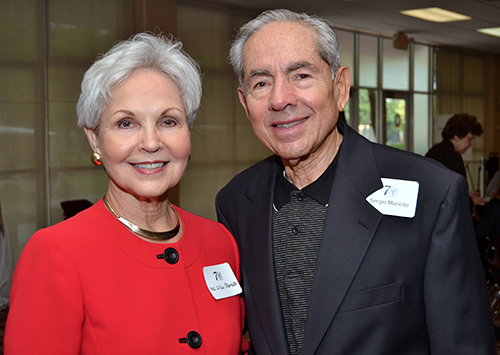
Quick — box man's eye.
[298,74,309,79]
[254,82,267,88]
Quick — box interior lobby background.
[1,0,500,261]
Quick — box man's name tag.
[203,262,242,300]
[366,178,419,218]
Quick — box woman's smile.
[132,161,168,175]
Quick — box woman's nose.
[140,126,161,152]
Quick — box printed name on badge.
[203,262,242,300]
[366,178,419,218]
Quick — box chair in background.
[60,199,93,220]
[486,237,500,313]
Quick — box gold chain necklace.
[103,195,180,240]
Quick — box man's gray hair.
[228,9,341,88]
[77,33,202,130]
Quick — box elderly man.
[216,9,495,355]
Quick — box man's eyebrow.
[248,69,271,80]
[286,61,315,73]
[246,61,317,81]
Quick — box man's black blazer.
[216,121,496,355]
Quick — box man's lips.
[272,117,308,129]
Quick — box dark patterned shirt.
[272,155,338,354]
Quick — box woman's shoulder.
[174,206,236,250]
[174,206,228,233]
[28,201,104,247]
[174,206,239,268]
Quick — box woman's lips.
[131,162,168,174]
[132,162,166,169]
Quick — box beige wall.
[133,0,177,35]
[2,0,500,260]
[176,3,271,221]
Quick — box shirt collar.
[273,143,341,210]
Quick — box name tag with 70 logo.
[203,262,242,300]
[366,178,419,218]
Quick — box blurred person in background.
[426,113,485,211]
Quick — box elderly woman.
[5,33,248,354]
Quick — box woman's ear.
[84,127,100,154]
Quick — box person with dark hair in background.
[426,113,487,269]
[426,113,485,210]
[216,9,495,355]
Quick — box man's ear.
[84,127,100,154]
[237,87,251,119]
[334,66,352,112]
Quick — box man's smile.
[273,118,308,129]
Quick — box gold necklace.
[103,195,180,240]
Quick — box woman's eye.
[162,118,176,126]
[117,120,134,128]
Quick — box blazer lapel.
[237,157,290,354]
[301,123,384,355]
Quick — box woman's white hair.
[228,9,341,88]
[76,33,202,130]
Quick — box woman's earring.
[91,152,103,166]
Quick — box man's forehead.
[244,21,316,52]
[242,22,323,74]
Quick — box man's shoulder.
[369,140,462,183]
[220,155,279,192]
[216,155,278,223]
[341,122,456,180]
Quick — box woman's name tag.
[203,262,242,300]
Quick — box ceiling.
[213,0,500,54]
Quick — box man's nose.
[269,78,296,111]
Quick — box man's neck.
[282,131,343,189]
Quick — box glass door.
[383,92,411,151]
[357,88,377,142]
